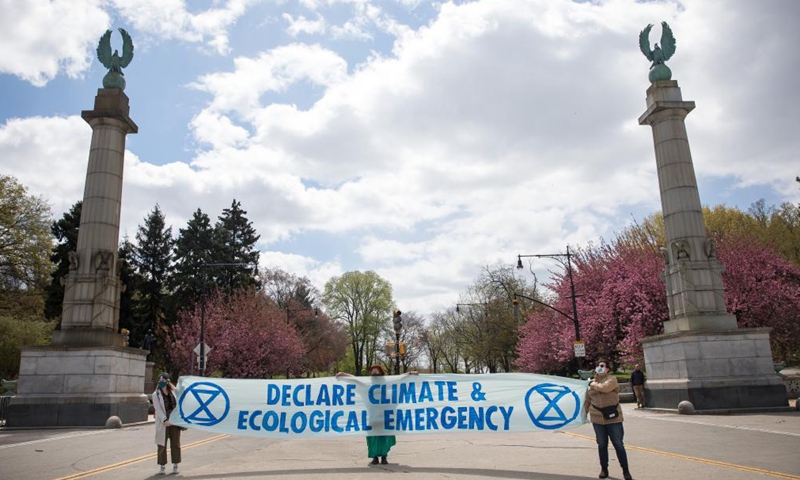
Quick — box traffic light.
[392,310,403,332]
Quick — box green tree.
[214,200,260,293]
[764,202,800,265]
[261,267,316,309]
[322,271,393,376]
[0,316,54,379]
[0,175,52,319]
[172,208,216,310]
[133,204,174,334]
[118,235,144,347]
[441,265,530,373]
[44,201,81,321]
[419,315,446,373]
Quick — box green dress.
[367,435,396,458]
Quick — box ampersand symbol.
[471,382,486,402]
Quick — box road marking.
[50,434,230,480]
[630,413,800,438]
[0,430,111,450]
[561,431,800,479]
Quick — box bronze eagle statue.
[97,28,134,90]
[639,22,676,83]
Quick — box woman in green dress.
[336,365,417,466]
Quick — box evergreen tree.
[44,201,81,321]
[133,205,174,331]
[172,208,217,310]
[118,235,145,347]
[214,199,260,292]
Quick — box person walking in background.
[154,372,182,475]
[630,364,646,409]
[585,360,633,480]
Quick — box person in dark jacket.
[630,364,646,409]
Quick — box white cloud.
[191,43,349,118]
[259,251,343,291]
[109,0,256,55]
[3,0,798,315]
[189,111,250,149]
[283,13,327,37]
[0,0,109,86]
[0,115,90,208]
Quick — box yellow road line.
[51,434,230,480]
[561,431,800,479]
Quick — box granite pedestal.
[641,328,787,411]
[7,346,149,427]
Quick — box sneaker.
[370,457,379,465]
[381,456,388,465]
[599,468,609,478]
[172,464,179,474]
[158,465,166,475]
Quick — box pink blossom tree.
[718,235,800,362]
[516,241,667,373]
[516,233,800,372]
[167,289,305,378]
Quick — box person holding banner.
[584,360,633,480]
[336,365,418,466]
[154,372,182,475]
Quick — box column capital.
[81,88,138,133]
[638,79,695,125]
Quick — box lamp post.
[392,310,403,375]
[516,245,583,369]
[197,262,259,376]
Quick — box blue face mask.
[158,381,167,389]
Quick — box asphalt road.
[1,405,799,480]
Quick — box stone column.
[638,80,787,411]
[7,89,148,427]
[638,80,736,334]
[53,89,138,346]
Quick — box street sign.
[573,341,586,357]
[194,342,212,356]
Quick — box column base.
[641,327,788,411]
[7,394,149,427]
[6,345,149,427]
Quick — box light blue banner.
[169,373,588,438]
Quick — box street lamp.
[197,262,259,376]
[516,246,583,368]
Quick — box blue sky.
[1,0,798,315]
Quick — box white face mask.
[595,366,606,374]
